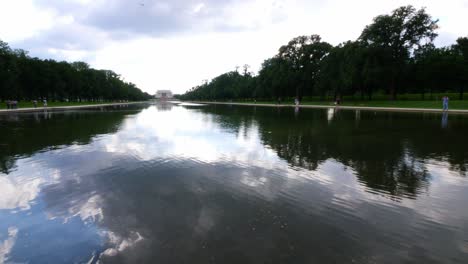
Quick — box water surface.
[1,103,468,263]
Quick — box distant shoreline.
[0,101,148,114]
[190,101,468,114]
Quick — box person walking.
[33,100,38,108]
[442,96,449,111]
[294,97,299,106]
[43,99,48,107]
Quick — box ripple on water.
[1,105,468,263]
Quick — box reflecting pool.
[1,103,468,263]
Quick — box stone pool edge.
[0,101,149,114]
[189,101,468,114]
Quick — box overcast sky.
[1,0,467,94]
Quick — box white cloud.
[101,231,144,257]
[0,227,19,264]
[68,195,104,223]
[0,157,68,212]
[192,3,205,14]
[1,0,468,94]
[101,106,281,166]
[0,1,54,42]
[0,176,42,211]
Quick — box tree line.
[0,41,152,102]
[179,6,468,102]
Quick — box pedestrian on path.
[442,96,449,111]
[43,99,48,107]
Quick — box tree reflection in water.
[198,105,468,199]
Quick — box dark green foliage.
[0,41,151,102]
[180,6,467,102]
[359,6,439,100]
[181,70,255,101]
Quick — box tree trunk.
[389,72,397,100]
[296,86,300,101]
[389,81,397,101]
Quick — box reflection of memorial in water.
[327,107,335,123]
[155,102,174,111]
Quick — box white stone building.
[155,90,173,100]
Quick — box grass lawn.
[0,101,127,110]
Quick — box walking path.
[0,102,147,114]
[194,101,468,114]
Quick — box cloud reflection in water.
[0,104,468,263]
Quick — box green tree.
[0,39,151,103]
[453,37,468,99]
[0,41,17,100]
[317,41,367,100]
[277,35,332,100]
[359,5,439,100]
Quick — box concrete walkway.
[194,101,468,114]
[0,102,147,114]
